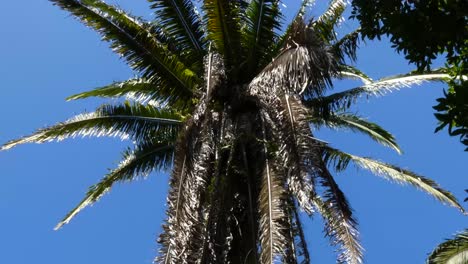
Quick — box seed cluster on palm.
[2,0,465,263]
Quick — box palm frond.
[243,0,281,77]
[66,78,164,106]
[280,95,318,214]
[269,0,314,63]
[337,65,373,85]
[203,0,243,79]
[305,73,451,112]
[316,162,363,264]
[311,113,401,154]
[50,0,200,107]
[250,22,337,97]
[259,113,289,263]
[333,29,360,62]
[311,0,347,43]
[289,198,311,264]
[55,140,175,229]
[323,147,466,214]
[149,0,205,61]
[1,102,182,150]
[158,104,215,263]
[427,229,468,264]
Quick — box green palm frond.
[311,0,347,43]
[333,29,361,62]
[203,0,244,79]
[316,163,363,264]
[242,0,281,77]
[337,65,373,84]
[67,78,164,105]
[50,0,200,107]
[55,140,175,230]
[305,73,450,112]
[1,102,182,150]
[427,229,468,264]
[148,0,205,62]
[311,113,401,154]
[322,147,466,214]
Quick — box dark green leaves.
[149,0,206,64]
[427,229,468,264]
[243,0,281,78]
[50,0,200,107]
[203,0,243,80]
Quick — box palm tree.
[2,0,465,263]
[427,229,468,264]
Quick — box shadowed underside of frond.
[427,229,468,264]
[1,102,182,150]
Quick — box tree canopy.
[351,0,468,150]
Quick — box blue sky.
[0,1,466,264]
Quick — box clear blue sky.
[0,1,466,264]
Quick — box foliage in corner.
[351,0,468,150]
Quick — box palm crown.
[2,0,465,263]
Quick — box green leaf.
[148,0,206,63]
